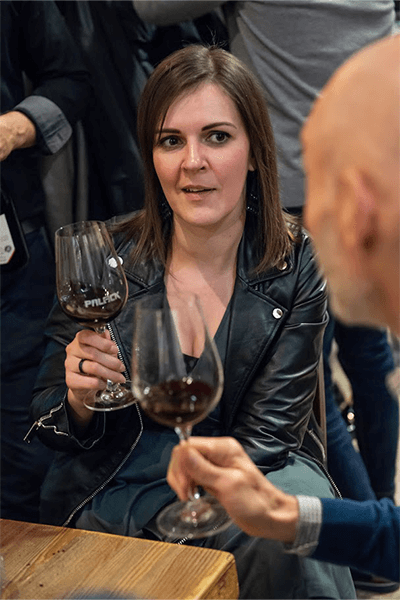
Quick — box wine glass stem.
[174,425,192,442]
[174,426,200,501]
[94,326,107,334]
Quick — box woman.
[30,45,355,599]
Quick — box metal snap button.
[273,308,283,319]
[108,256,123,267]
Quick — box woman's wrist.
[66,389,94,429]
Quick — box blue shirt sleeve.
[313,498,400,582]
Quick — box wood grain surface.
[1,519,238,599]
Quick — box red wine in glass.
[138,378,217,428]
[132,294,231,539]
[57,282,127,330]
[55,220,136,411]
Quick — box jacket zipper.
[304,448,342,500]
[24,324,129,445]
[303,428,341,498]
[107,326,189,545]
[176,538,189,545]
[63,324,210,544]
[63,323,142,526]
[320,461,342,499]
[28,325,219,544]
[172,518,230,545]
[107,323,130,380]
[63,402,143,526]
[24,403,68,443]
[307,428,326,465]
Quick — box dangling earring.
[159,193,172,221]
[246,170,260,215]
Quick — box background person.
[1,0,91,523]
[49,0,228,225]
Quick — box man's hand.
[0,111,36,161]
[167,436,299,542]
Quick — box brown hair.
[114,45,297,272]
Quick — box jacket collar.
[236,218,293,284]
[115,216,293,289]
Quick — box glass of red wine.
[55,220,135,411]
[131,293,231,539]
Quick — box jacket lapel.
[220,276,287,431]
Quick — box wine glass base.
[156,496,232,539]
[84,382,137,412]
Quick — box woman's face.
[152,83,254,232]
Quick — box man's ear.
[336,168,377,255]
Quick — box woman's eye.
[159,135,181,148]
[208,131,231,144]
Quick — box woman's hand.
[65,329,126,425]
[167,436,299,543]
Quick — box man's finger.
[186,436,244,467]
[179,444,227,491]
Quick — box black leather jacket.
[30,220,328,526]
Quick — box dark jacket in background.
[55,0,228,222]
[0,0,91,524]
[1,0,91,222]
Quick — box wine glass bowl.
[132,294,231,539]
[56,222,127,332]
[56,276,127,333]
[137,377,219,430]
[55,220,136,411]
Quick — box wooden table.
[1,519,238,599]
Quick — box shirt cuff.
[14,95,72,155]
[283,495,322,556]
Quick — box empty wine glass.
[131,293,231,539]
[55,220,135,411]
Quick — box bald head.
[302,34,400,334]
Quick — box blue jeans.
[1,227,56,522]
[323,313,398,501]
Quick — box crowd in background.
[1,1,398,596]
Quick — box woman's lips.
[182,187,215,193]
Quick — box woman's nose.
[182,141,206,171]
